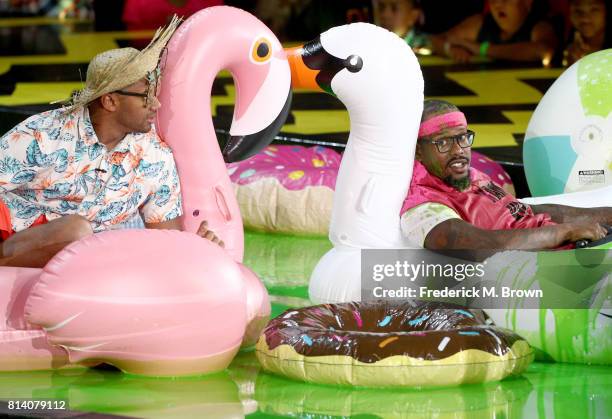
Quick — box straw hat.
[67,15,181,108]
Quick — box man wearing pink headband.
[400,99,612,251]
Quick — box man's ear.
[415,142,423,161]
[99,93,119,112]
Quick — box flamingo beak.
[222,89,292,163]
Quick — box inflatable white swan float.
[285,23,424,303]
[0,7,291,376]
[293,24,611,365]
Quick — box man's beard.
[444,174,471,191]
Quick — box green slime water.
[0,354,609,418]
[0,231,609,418]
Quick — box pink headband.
[418,111,467,138]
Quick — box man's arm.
[485,22,557,62]
[424,218,607,251]
[145,217,182,230]
[531,204,612,226]
[429,14,482,61]
[449,21,557,63]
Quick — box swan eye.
[344,55,363,73]
[251,38,272,63]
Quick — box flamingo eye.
[251,38,272,63]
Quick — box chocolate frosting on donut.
[261,300,529,362]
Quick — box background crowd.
[0,0,609,66]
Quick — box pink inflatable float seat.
[24,230,249,376]
[0,268,72,371]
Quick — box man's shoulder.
[404,202,461,219]
[10,107,73,133]
[131,126,174,157]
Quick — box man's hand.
[444,38,475,63]
[561,222,608,243]
[449,38,479,55]
[146,217,225,248]
[448,45,473,63]
[196,220,225,248]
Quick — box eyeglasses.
[114,65,162,108]
[419,130,475,153]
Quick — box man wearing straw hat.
[0,17,222,267]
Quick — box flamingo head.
[216,9,293,162]
[157,6,292,164]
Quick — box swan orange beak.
[285,38,363,95]
[285,46,324,92]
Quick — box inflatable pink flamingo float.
[0,7,291,376]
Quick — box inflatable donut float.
[227,145,514,235]
[256,300,533,387]
[0,6,290,375]
[228,145,339,235]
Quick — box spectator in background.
[254,0,370,41]
[564,0,610,65]
[122,0,223,31]
[372,0,430,53]
[255,0,311,40]
[419,0,484,34]
[430,0,558,65]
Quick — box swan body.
[286,23,423,302]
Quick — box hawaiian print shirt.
[0,106,182,233]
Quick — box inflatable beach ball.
[524,49,612,196]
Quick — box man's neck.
[88,106,127,151]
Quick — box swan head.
[286,22,423,119]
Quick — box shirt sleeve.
[140,140,183,224]
[0,119,38,193]
[400,202,461,248]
